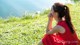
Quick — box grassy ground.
[0,2,80,45]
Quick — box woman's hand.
[48,13,54,21]
[46,13,53,33]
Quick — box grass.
[0,2,80,45]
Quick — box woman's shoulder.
[55,25,65,34]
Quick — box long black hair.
[52,3,75,34]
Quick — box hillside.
[0,2,80,45]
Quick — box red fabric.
[78,39,80,45]
[42,21,79,45]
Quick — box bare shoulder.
[46,25,65,34]
[54,25,65,33]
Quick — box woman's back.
[56,20,78,45]
[42,20,79,45]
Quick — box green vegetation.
[0,2,80,45]
[72,0,80,2]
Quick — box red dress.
[42,20,80,45]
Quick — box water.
[0,0,74,18]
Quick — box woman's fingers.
[48,13,54,18]
[48,13,54,21]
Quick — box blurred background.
[0,0,80,45]
[0,0,77,18]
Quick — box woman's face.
[51,8,58,20]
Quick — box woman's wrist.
[47,20,52,29]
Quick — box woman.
[38,3,80,45]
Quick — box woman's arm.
[46,20,53,33]
[46,25,65,35]
[46,13,53,33]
